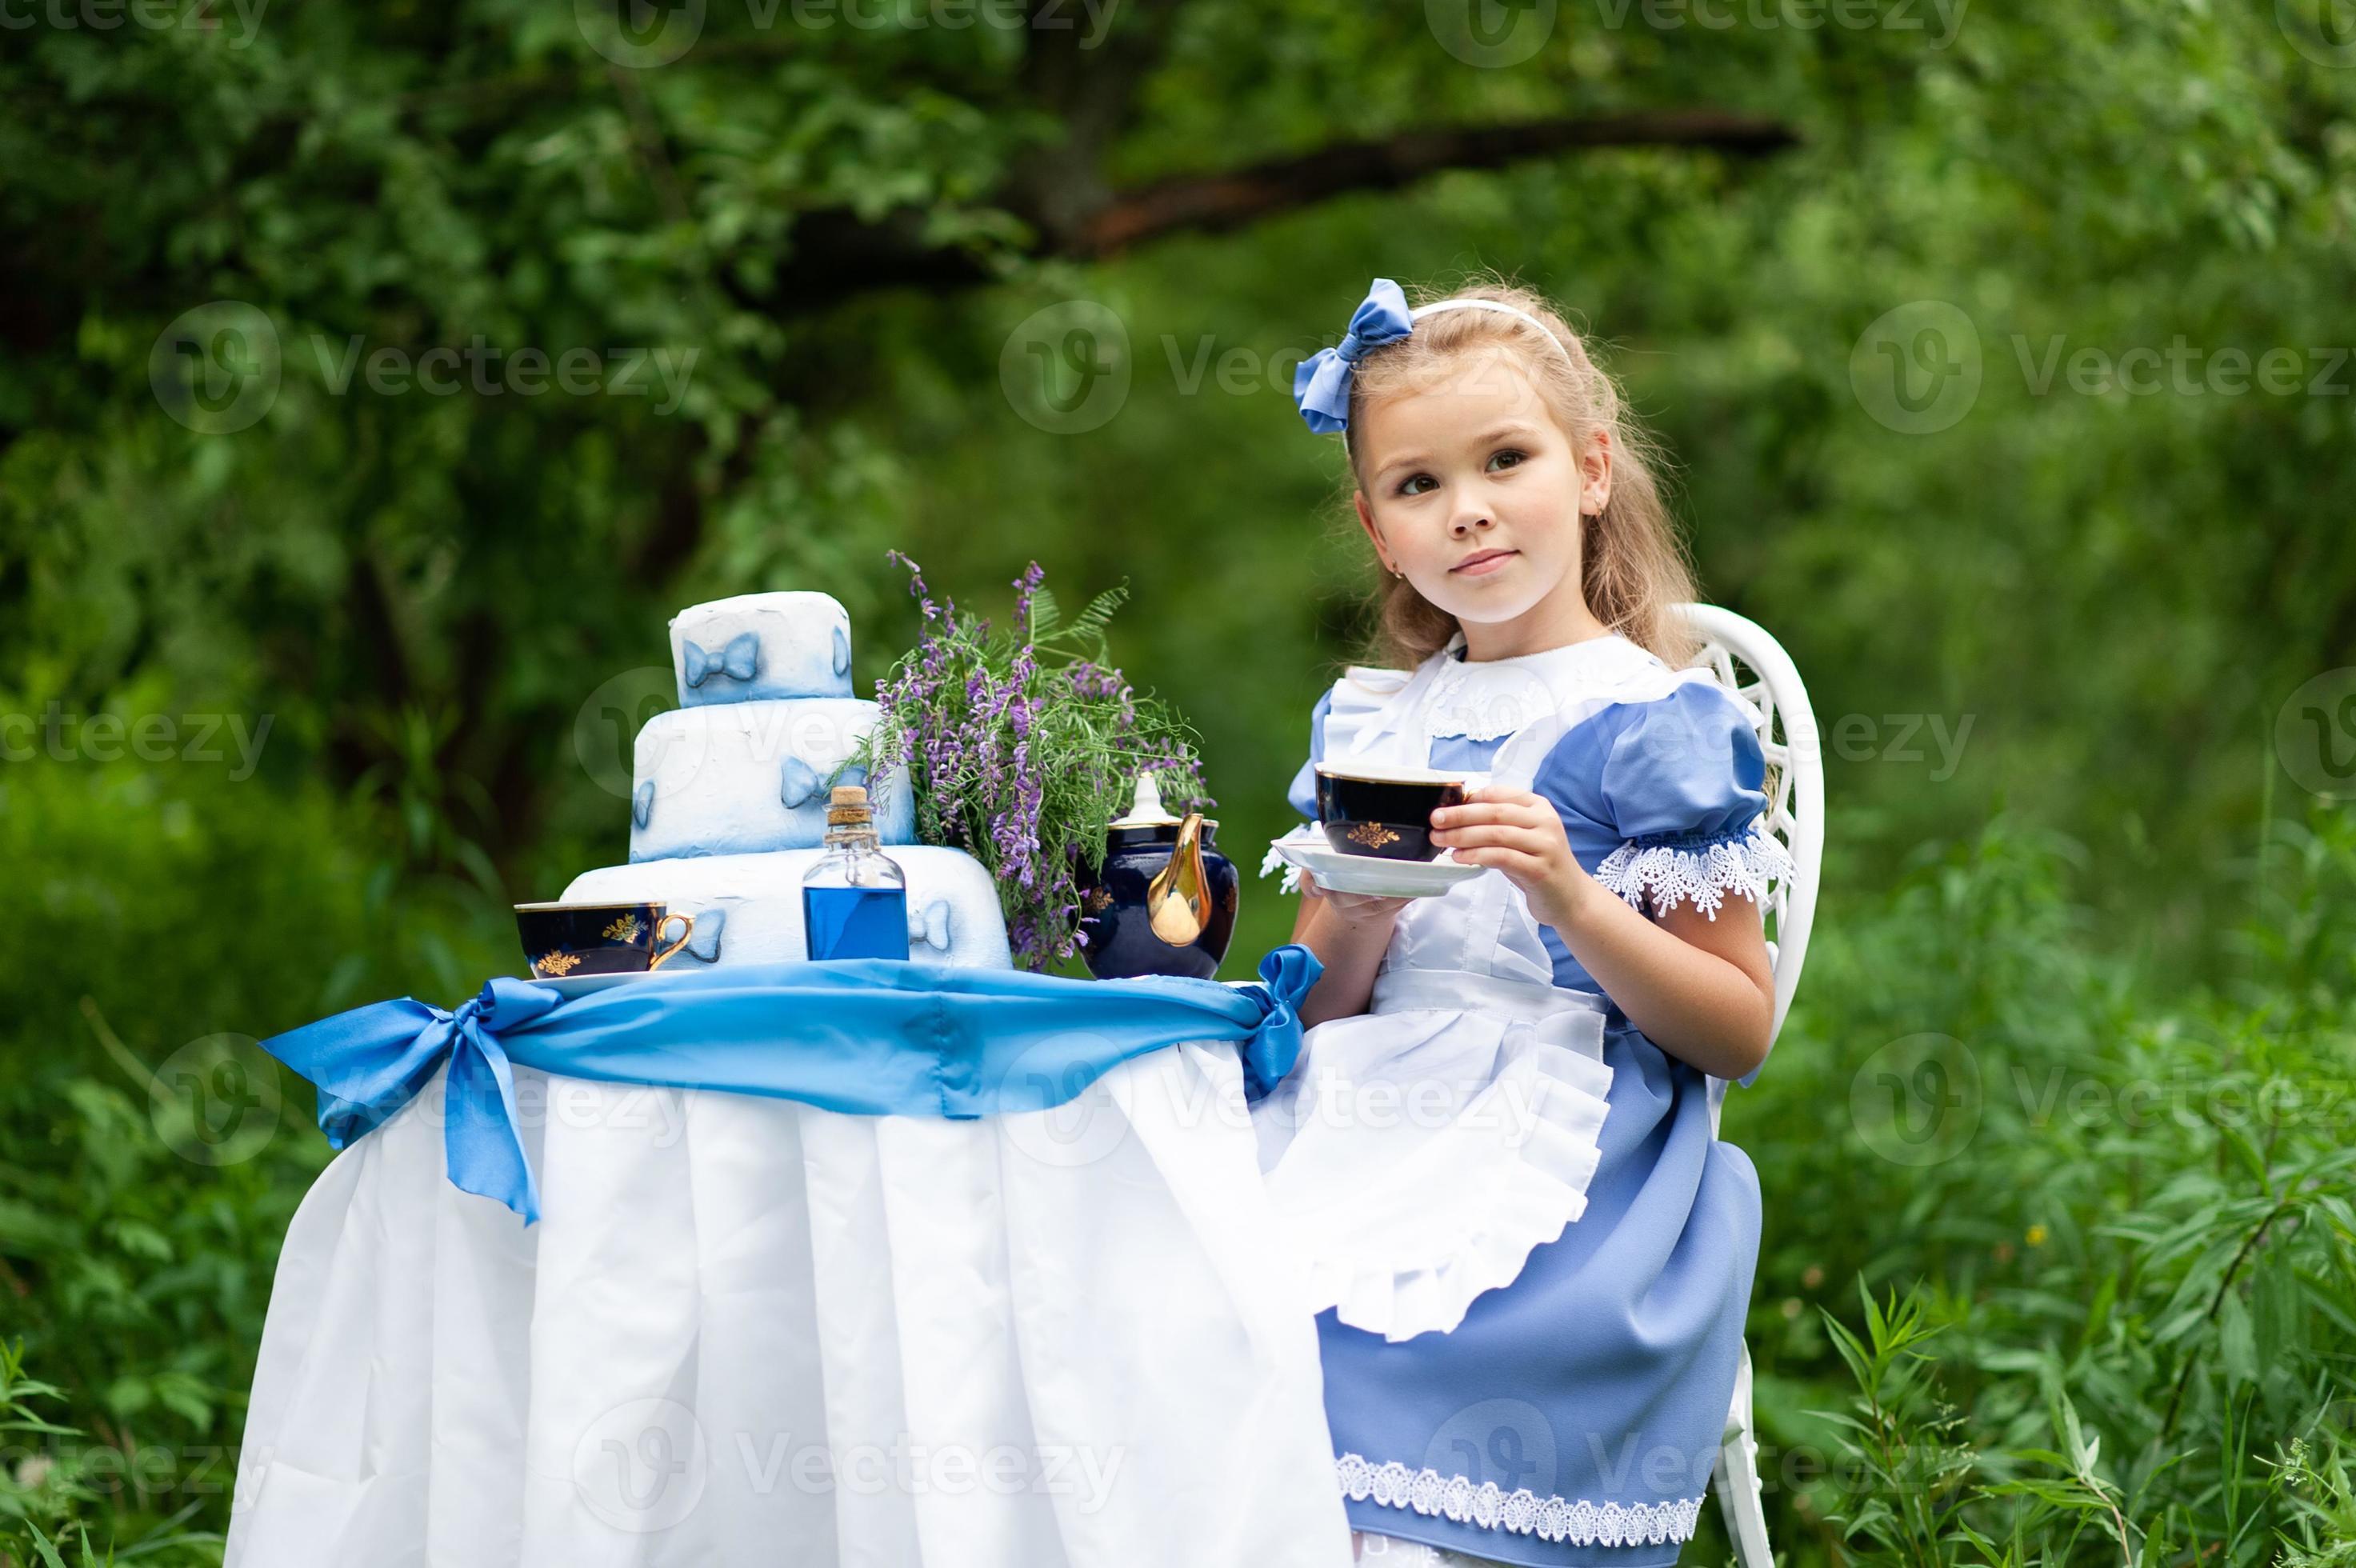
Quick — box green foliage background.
[3,0,2354,1561]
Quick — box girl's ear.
[1351,490,1391,572]
[1580,426,1614,518]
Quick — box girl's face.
[1350,350,1611,646]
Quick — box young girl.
[1255,278,1793,1567]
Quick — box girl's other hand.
[1299,870,1414,928]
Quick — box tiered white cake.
[563,591,1014,969]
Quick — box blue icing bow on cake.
[909,898,953,952]
[780,756,822,810]
[682,630,761,689]
[669,591,854,708]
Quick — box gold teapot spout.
[1147,810,1211,949]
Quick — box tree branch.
[761,108,1800,312]
[1070,109,1800,256]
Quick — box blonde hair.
[1337,276,1701,672]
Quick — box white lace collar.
[1424,629,1646,741]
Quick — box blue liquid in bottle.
[802,784,912,961]
[802,886,910,961]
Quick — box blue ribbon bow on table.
[1291,278,1415,434]
[262,945,1324,1225]
[266,980,559,1222]
[682,630,760,688]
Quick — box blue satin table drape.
[262,945,1323,1223]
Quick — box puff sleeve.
[1284,687,1337,823]
[1591,679,1795,922]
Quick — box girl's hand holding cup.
[1429,784,1592,933]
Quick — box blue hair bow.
[1292,278,1414,434]
[683,630,760,688]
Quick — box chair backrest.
[1672,604,1823,1050]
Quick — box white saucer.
[525,970,665,999]
[1270,838,1489,898]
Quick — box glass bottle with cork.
[801,784,910,961]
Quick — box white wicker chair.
[1676,602,1824,1568]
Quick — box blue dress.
[1254,630,1790,1568]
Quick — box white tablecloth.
[225,1037,1355,1567]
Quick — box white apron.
[1252,654,1618,1346]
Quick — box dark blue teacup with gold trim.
[514,901,694,979]
[1315,764,1479,860]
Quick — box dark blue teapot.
[1075,774,1238,981]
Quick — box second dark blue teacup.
[514,902,694,979]
[1314,764,1480,860]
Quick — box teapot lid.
[1108,772,1215,830]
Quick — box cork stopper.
[825,784,873,827]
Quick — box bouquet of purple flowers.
[850,553,1214,971]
